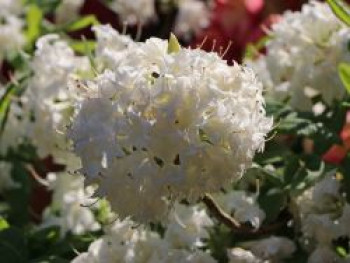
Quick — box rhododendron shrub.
[0,1,350,263]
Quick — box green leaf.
[66,15,100,32]
[0,84,16,136]
[339,63,350,94]
[24,0,60,14]
[3,161,32,227]
[0,217,9,231]
[70,40,96,55]
[258,189,286,223]
[168,33,181,54]
[327,0,350,26]
[0,227,27,263]
[25,4,43,46]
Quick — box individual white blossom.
[307,246,343,263]
[164,203,213,249]
[55,0,85,24]
[68,31,272,222]
[174,0,210,39]
[302,214,341,245]
[247,1,350,111]
[41,172,100,236]
[296,175,342,216]
[0,0,23,16]
[109,0,156,25]
[244,236,296,261]
[0,161,18,193]
[214,190,266,229]
[0,15,25,60]
[92,24,135,70]
[227,248,261,263]
[0,0,24,61]
[228,236,295,263]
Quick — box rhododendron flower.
[68,28,272,222]
[248,1,350,111]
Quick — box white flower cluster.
[213,190,266,229]
[109,0,156,25]
[68,25,272,222]
[41,172,101,236]
[248,1,350,111]
[3,34,90,159]
[72,203,215,263]
[228,236,296,263]
[0,0,25,61]
[1,34,100,237]
[294,174,350,263]
[174,0,211,40]
[55,0,85,24]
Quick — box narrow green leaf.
[0,85,16,136]
[339,63,350,94]
[327,0,350,26]
[0,217,9,231]
[25,4,43,45]
[66,15,100,32]
[70,40,96,55]
[168,33,181,54]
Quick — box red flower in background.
[323,120,350,165]
[192,0,305,63]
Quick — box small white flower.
[214,191,266,229]
[227,248,261,263]
[0,15,25,60]
[244,236,296,261]
[174,0,211,39]
[109,0,156,25]
[164,203,213,249]
[41,172,101,236]
[93,24,134,69]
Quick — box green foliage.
[65,15,100,32]
[168,33,181,54]
[0,84,16,136]
[24,0,61,14]
[0,227,28,263]
[0,72,32,137]
[327,0,350,26]
[70,40,97,55]
[339,63,350,94]
[25,4,43,49]
[0,217,9,231]
[244,36,270,60]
